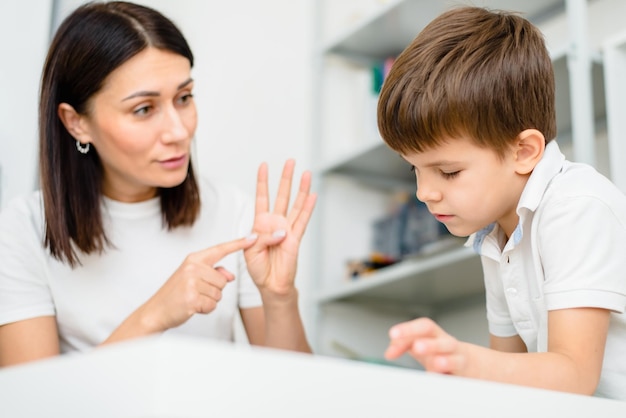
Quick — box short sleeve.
[0,194,55,325]
[538,194,626,313]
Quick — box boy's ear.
[57,103,91,144]
[514,129,545,175]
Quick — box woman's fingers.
[273,159,295,216]
[286,169,311,224]
[255,162,270,216]
[243,229,288,264]
[291,193,317,239]
[177,238,256,315]
[193,268,234,314]
[256,159,310,219]
[194,235,258,266]
[214,266,235,282]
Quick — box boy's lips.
[433,213,454,222]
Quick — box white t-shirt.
[0,177,262,353]
[466,141,626,400]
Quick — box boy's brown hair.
[377,6,556,158]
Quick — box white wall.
[0,0,52,209]
[1,0,317,333]
[51,0,314,197]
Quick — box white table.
[0,334,623,417]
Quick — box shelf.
[552,49,606,140]
[318,139,414,187]
[323,0,566,62]
[316,245,483,308]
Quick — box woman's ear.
[514,129,545,175]
[57,103,91,143]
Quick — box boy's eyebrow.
[121,78,194,101]
[423,160,460,167]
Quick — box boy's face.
[401,136,524,238]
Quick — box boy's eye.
[441,171,460,179]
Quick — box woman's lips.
[159,154,188,169]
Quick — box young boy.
[378,6,626,400]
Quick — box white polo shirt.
[466,141,626,400]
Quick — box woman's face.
[81,47,197,202]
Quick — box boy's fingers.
[390,317,439,339]
[384,339,413,359]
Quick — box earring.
[76,140,90,154]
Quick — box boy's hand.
[385,317,466,374]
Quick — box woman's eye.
[177,93,194,105]
[133,105,152,116]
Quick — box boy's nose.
[415,181,441,203]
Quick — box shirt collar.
[517,140,565,213]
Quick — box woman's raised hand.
[244,159,317,298]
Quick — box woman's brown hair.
[39,1,200,267]
[377,6,556,158]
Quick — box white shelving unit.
[316,245,481,306]
[310,0,614,367]
[603,30,626,193]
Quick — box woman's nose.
[161,106,189,143]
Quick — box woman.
[0,1,316,366]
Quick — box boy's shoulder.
[550,161,624,200]
[539,160,626,222]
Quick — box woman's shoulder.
[0,190,45,251]
[0,190,44,228]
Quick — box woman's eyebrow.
[122,78,194,101]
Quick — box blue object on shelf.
[372,195,451,259]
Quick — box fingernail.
[272,230,286,238]
[389,327,400,339]
[246,233,258,241]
